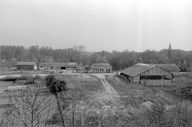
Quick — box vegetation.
[0,77,54,127]
[1,73,192,127]
[45,75,67,127]
[0,45,192,71]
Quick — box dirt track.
[91,74,120,106]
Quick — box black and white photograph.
[0,0,192,126]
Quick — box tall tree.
[45,75,67,127]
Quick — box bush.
[45,113,61,125]
[144,104,173,127]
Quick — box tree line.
[0,45,192,71]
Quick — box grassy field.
[106,76,180,108]
[1,72,192,127]
[106,74,192,106]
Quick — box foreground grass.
[3,73,192,127]
[105,75,179,108]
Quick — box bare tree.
[0,83,54,127]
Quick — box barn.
[16,62,37,71]
[120,63,175,86]
[90,63,112,73]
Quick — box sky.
[0,0,192,52]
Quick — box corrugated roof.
[155,64,180,72]
[121,63,156,77]
[91,63,112,68]
[16,62,37,66]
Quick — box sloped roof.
[16,62,37,66]
[121,63,180,78]
[121,63,156,77]
[91,63,112,68]
[155,64,180,72]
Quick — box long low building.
[120,63,180,86]
[16,62,37,71]
[39,62,78,71]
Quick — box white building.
[90,63,112,73]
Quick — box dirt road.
[90,74,120,106]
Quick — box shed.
[120,63,173,86]
[16,62,37,71]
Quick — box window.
[140,75,171,80]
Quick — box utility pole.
[72,49,78,127]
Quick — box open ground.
[1,72,192,127]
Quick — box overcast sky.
[0,0,192,51]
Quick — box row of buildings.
[16,62,112,73]
[16,61,181,86]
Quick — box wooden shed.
[120,63,174,86]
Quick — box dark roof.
[121,63,156,77]
[121,63,180,77]
[91,63,112,68]
[155,64,180,72]
[16,62,37,66]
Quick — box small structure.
[76,64,86,73]
[39,62,78,71]
[90,63,112,73]
[16,62,37,71]
[120,63,174,86]
[60,63,78,70]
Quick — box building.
[61,62,78,70]
[39,62,60,70]
[76,64,86,72]
[120,63,175,86]
[16,62,37,71]
[156,64,180,76]
[39,62,78,71]
[90,63,112,73]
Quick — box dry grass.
[55,74,103,94]
[2,73,192,127]
[105,75,180,108]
